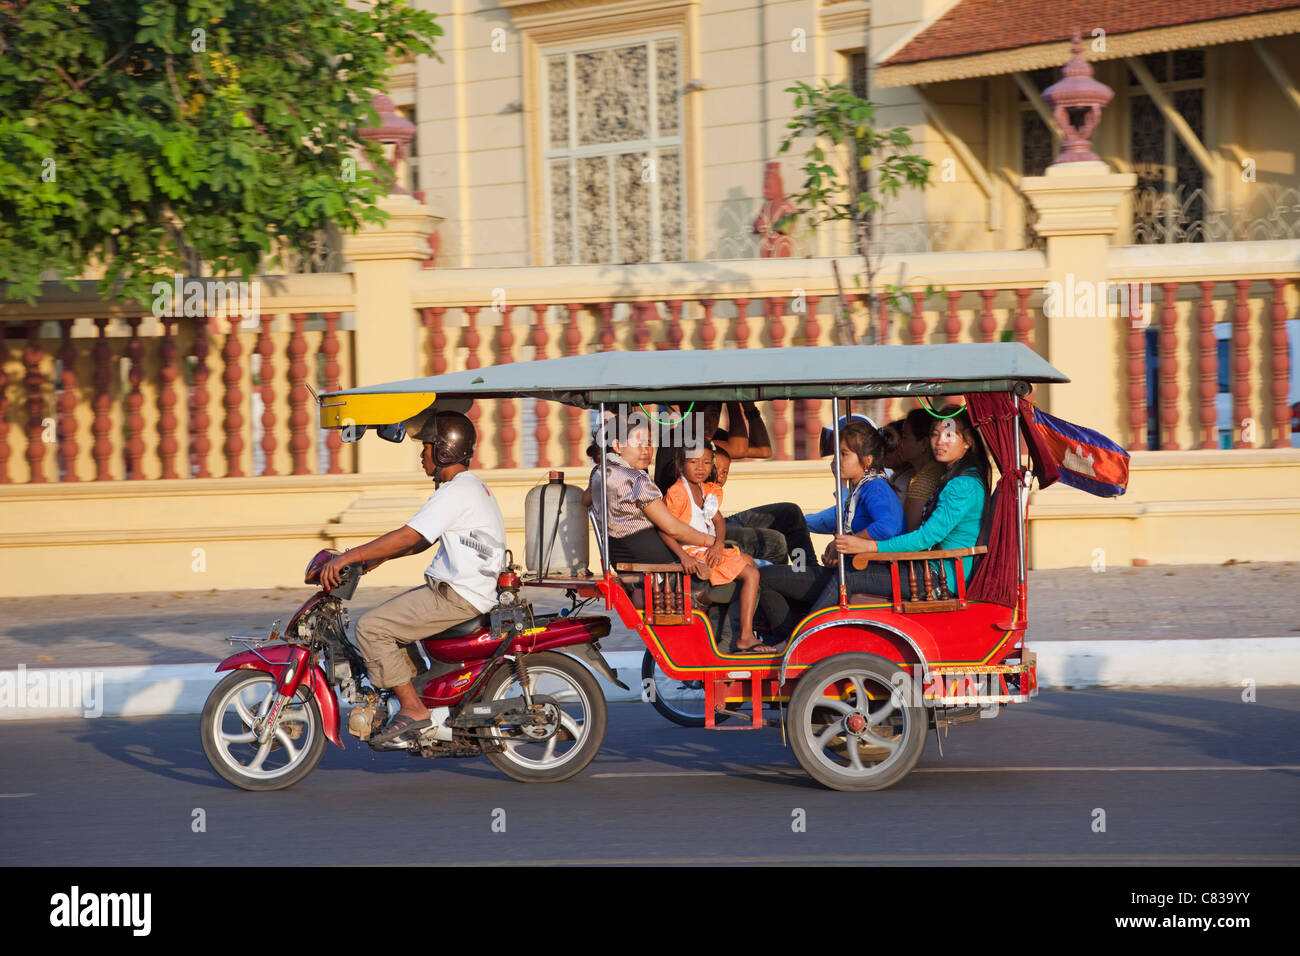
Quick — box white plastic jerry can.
[524,471,589,576]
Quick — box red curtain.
[964,392,1058,607]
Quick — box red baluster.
[23,321,46,482]
[322,312,342,474]
[494,305,516,469]
[255,315,277,476]
[632,302,652,351]
[463,306,482,469]
[1158,283,1180,450]
[57,320,79,482]
[597,301,616,352]
[767,299,790,460]
[423,306,447,375]
[0,347,8,483]
[92,317,114,480]
[532,304,551,469]
[802,295,821,459]
[1014,287,1033,347]
[944,290,962,343]
[1270,279,1292,448]
[124,317,145,478]
[1197,282,1218,449]
[564,303,584,466]
[733,298,751,349]
[978,289,997,343]
[222,316,245,477]
[288,313,310,475]
[699,299,717,349]
[1232,280,1253,448]
[908,293,927,345]
[1125,295,1147,450]
[663,299,684,350]
[157,317,180,479]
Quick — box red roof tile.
[883,0,1300,65]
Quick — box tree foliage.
[0,0,441,304]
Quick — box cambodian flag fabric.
[1030,406,1130,497]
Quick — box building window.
[544,37,684,264]
[1128,49,1206,243]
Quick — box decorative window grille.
[544,37,685,264]
[1128,50,1206,243]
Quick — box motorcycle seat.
[423,612,492,642]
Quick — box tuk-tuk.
[318,343,1068,791]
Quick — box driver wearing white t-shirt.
[319,411,505,744]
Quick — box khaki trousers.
[355,578,481,688]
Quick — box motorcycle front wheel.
[481,652,607,783]
[201,670,326,791]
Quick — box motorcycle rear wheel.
[481,652,607,783]
[201,670,326,792]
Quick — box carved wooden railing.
[410,252,1053,470]
[2,245,1293,483]
[0,275,357,482]
[1108,241,1298,450]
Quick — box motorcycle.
[199,549,623,791]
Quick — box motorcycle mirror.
[376,422,407,443]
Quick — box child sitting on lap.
[657,441,776,654]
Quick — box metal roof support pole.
[599,402,611,590]
[832,396,846,607]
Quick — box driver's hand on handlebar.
[822,540,839,567]
[320,554,350,591]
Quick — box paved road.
[2,561,1297,669]
[4,688,1297,866]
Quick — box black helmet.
[417,410,476,467]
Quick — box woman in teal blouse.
[828,406,990,601]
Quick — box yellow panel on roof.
[317,392,437,428]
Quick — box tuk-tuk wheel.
[788,653,927,792]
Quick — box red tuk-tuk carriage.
[308,343,1066,791]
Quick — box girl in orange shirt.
[657,441,776,653]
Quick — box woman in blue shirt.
[755,422,903,641]
[804,424,904,549]
[828,406,990,602]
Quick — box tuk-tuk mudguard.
[216,646,343,748]
[778,617,935,686]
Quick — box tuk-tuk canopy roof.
[319,343,1068,428]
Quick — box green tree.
[0,0,441,304]
[777,80,933,346]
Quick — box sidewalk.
[2,562,1297,717]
